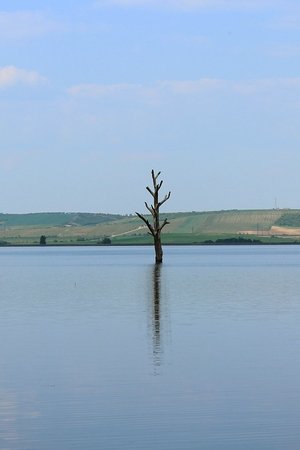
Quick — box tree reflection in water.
[151,263,162,371]
[148,262,170,373]
[150,264,168,375]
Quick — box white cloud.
[0,66,47,89]
[94,0,277,11]
[0,11,64,40]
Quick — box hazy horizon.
[0,206,295,216]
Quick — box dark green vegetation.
[39,235,47,245]
[204,237,262,245]
[0,212,122,227]
[274,212,300,227]
[1,209,300,246]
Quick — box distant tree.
[40,235,47,245]
[136,170,171,264]
[101,237,111,245]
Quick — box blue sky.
[1,0,300,213]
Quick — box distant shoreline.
[1,241,300,248]
[2,209,300,246]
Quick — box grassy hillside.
[1,209,300,245]
[0,212,122,227]
[160,210,282,234]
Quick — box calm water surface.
[1,245,300,449]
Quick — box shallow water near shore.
[1,245,300,449]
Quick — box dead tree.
[136,170,171,264]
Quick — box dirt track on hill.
[241,226,300,236]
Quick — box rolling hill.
[1,209,300,245]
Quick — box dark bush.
[40,235,47,245]
[101,237,111,245]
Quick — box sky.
[1,0,300,213]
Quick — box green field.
[1,209,300,245]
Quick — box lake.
[1,245,300,449]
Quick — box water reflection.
[150,263,163,371]
[3,247,300,449]
[0,391,19,448]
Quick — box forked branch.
[136,212,155,236]
[158,191,171,208]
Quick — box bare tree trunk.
[136,170,171,264]
[151,234,162,264]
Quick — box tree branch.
[145,202,154,215]
[146,186,155,197]
[135,212,155,236]
[151,170,161,185]
[157,180,163,191]
[158,191,171,208]
[159,218,170,232]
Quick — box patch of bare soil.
[270,226,300,236]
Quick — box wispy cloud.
[167,77,300,95]
[68,82,160,104]
[233,77,300,94]
[94,0,277,11]
[0,11,65,40]
[68,79,224,97]
[68,83,142,97]
[160,78,225,93]
[68,77,300,102]
[0,66,47,89]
